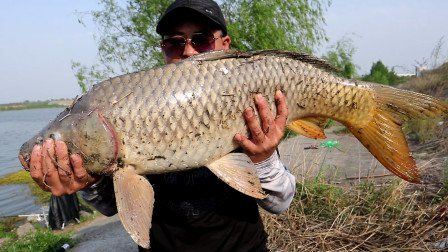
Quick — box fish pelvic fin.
[207,153,266,199]
[287,117,327,139]
[113,165,154,249]
[348,85,448,183]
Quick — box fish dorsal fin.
[287,117,327,139]
[206,153,266,199]
[184,49,339,73]
[183,49,250,62]
[113,165,154,249]
[252,50,339,72]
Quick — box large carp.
[19,50,448,248]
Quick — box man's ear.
[222,35,231,49]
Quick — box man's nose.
[182,41,199,58]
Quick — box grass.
[404,117,446,143]
[0,218,22,239]
[264,119,448,251]
[0,170,51,204]
[0,101,65,111]
[399,62,448,99]
[0,228,74,252]
[262,177,448,251]
[1,216,75,251]
[399,61,447,143]
[0,207,97,251]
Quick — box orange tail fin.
[348,85,448,183]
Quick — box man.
[28,0,296,251]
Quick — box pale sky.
[1,0,447,104]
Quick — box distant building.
[392,65,415,77]
[415,65,428,77]
[396,72,415,77]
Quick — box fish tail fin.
[347,85,448,183]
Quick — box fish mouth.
[18,153,30,171]
[18,135,43,171]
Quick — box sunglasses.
[160,32,221,58]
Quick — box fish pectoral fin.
[287,117,327,139]
[206,153,266,199]
[113,165,154,249]
[348,111,420,183]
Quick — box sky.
[0,0,447,104]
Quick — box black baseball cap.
[156,0,227,36]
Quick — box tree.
[222,0,328,52]
[73,0,330,92]
[362,61,404,86]
[323,37,357,78]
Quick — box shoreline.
[0,99,72,112]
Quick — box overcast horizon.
[1,0,447,104]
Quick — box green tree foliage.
[362,61,405,85]
[73,0,330,92]
[222,0,328,52]
[323,37,357,78]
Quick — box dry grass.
[263,135,448,251]
[262,178,448,251]
[399,61,447,144]
[404,118,446,144]
[399,62,448,99]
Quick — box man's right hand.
[29,138,100,196]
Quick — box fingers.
[70,154,98,188]
[30,144,49,191]
[244,107,266,143]
[42,139,64,195]
[55,140,73,186]
[28,138,96,196]
[235,90,289,163]
[254,94,274,134]
[71,154,89,181]
[274,90,288,128]
[234,133,258,155]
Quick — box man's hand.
[234,90,288,163]
[29,139,100,196]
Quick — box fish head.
[19,108,119,175]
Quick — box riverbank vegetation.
[0,219,74,252]
[0,100,71,112]
[263,125,448,250]
[262,170,448,250]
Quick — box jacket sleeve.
[255,152,296,214]
[79,176,118,217]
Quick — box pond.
[0,108,63,216]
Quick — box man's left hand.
[234,90,288,163]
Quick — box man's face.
[161,21,231,64]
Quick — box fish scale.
[90,54,357,173]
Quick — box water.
[0,108,63,176]
[0,108,63,216]
[0,184,43,217]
